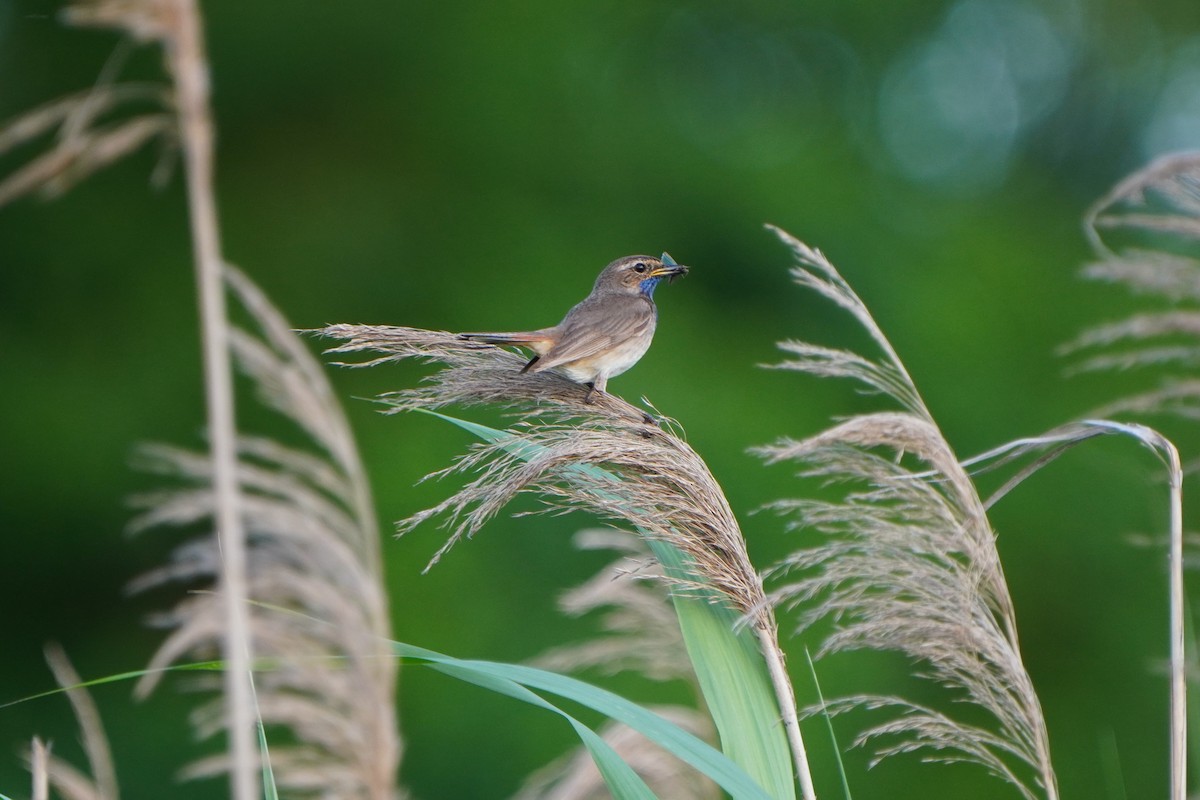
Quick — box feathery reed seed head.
[759,225,1057,800]
[318,323,772,624]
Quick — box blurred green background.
[3,0,1200,797]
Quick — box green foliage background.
[2,0,1199,797]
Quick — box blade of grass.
[258,720,279,800]
[3,652,661,800]
[428,658,659,800]
[805,647,850,800]
[0,661,227,710]
[398,642,773,800]
[651,539,796,800]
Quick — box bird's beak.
[649,264,689,281]
[654,252,689,282]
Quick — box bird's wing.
[527,298,655,373]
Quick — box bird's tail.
[458,331,552,347]
[459,330,553,373]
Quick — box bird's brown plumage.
[459,255,688,401]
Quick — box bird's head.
[594,254,689,299]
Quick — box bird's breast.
[561,330,656,382]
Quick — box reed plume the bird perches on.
[319,323,764,614]
[318,320,818,799]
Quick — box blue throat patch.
[639,276,661,298]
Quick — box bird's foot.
[637,412,662,437]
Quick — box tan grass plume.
[755,226,1058,800]
[130,269,400,799]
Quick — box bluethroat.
[459,254,689,403]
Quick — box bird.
[458,254,689,403]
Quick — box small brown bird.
[459,254,689,403]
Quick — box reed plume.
[0,0,263,792]
[1058,151,1199,800]
[755,226,1058,800]
[319,321,817,798]
[1063,152,1200,421]
[130,268,400,798]
[0,34,404,783]
[22,645,120,800]
[319,325,757,608]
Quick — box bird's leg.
[583,375,607,404]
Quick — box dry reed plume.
[0,1,403,787]
[1058,151,1200,800]
[755,226,1058,800]
[22,646,120,800]
[0,0,263,794]
[319,323,767,620]
[130,268,400,799]
[1064,152,1200,421]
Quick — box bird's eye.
[633,262,647,273]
